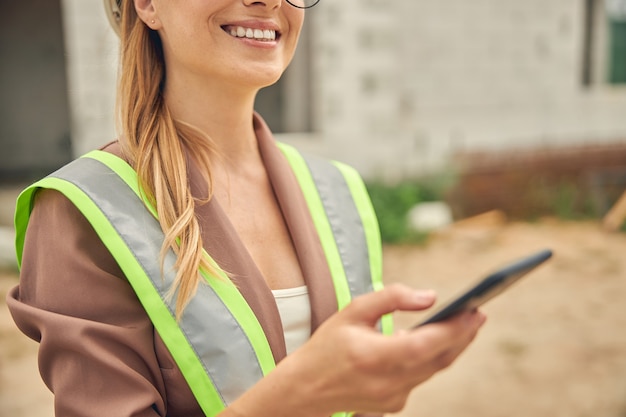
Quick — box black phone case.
[415,249,553,327]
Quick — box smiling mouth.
[222,25,278,42]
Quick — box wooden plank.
[603,190,626,232]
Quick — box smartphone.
[414,249,553,328]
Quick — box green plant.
[549,182,598,220]
[524,177,600,221]
[365,179,444,244]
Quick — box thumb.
[343,284,437,327]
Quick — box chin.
[260,73,283,88]
[242,66,285,89]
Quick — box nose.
[243,0,282,9]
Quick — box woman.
[7,0,486,416]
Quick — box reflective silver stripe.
[51,157,265,406]
[300,154,374,298]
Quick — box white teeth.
[228,26,276,41]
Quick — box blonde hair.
[117,2,219,319]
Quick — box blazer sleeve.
[6,189,168,417]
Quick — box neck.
[163,74,262,162]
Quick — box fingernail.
[467,311,486,326]
[415,289,436,303]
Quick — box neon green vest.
[14,143,393,417]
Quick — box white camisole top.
[271,286,312,355]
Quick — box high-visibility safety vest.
[14,143,393,417]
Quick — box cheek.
[160,19,207,61]
[292,12,305,39]
[286,14,305,56]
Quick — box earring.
[151,19,155,24]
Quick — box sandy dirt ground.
[1,218,625,417]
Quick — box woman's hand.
[226,284,486,417]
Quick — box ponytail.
[117,2,219,319]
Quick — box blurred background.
[1,0,626,416]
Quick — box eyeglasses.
[286,0,321,9]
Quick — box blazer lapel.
[189,154,288,364]
[188,113,338,366]
[254,113,338,333]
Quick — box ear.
[134,0,161,30]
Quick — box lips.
[222,25,278,41]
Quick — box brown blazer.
[7,115,382,417]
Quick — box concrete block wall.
[293,0,626,181]
[62,0,119,156]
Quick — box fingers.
[344,284,437,327]
[274,295,487,416]
[401,310,486,367]
[340,311,486,414]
